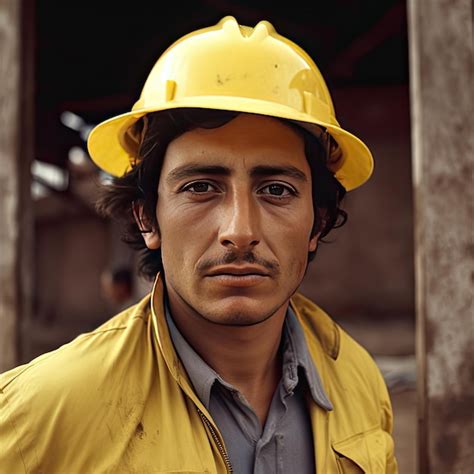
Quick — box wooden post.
[408,0,474,472]
[0,0,34,372]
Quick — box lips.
[206,265,270,277]
[205,266,271,288]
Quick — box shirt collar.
[165,301,333,412]
[165,303,222,408]
[284,307,333,410]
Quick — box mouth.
[207,265,270,276]
[205,266,271,288]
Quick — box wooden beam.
[408,0,474,472]
[0,0,34,372]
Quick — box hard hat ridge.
[219,16,276,40]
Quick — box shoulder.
[1,294,151,394]
[0,295,156,470]
[291,292,391,420]
[1,296,152,431]
[292,291,381,371]
[0,293,184,472]
[292,293,397,468]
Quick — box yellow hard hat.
[87,16,373,191]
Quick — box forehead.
[161,113,309,172]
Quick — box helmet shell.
[87,16,373,191]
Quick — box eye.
[182,181,218,194]
[258,183,296,198]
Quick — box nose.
[218,190,260,251]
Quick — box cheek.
[271,201,314,243]
[156,200,216,267]
[269,203,313,270]
[287,241,311,275]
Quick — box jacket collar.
[289,293,341,361]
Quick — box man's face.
[148,113,317,326]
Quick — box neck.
[166,289,288,424]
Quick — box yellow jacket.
[0,277,397,473]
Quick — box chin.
[208,313,269,327]
[200,297,283,327]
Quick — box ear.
[132,202,161,250]
[308,232,320,253]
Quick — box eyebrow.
[166,162,308,184]
[250,165,308,182]
[166,164,231,184]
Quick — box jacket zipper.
[197,408,233,474]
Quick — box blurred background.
[1,1,472,473]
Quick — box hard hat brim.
[87,96,373,192]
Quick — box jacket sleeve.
[0,372,29,473]
[375,363,399,474]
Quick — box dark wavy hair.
[96,109,347,280]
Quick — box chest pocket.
[332,427,392,474]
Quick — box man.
[100,266,135,312]
[0,17,397,473]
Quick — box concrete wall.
[301,85,415,321]
[21,196,111,362]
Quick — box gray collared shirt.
[166,305,332,474]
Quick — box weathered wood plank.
[408,0,474,472]
[0,0,21,372]
[0,0,34,372]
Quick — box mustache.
[197,249,280,275]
